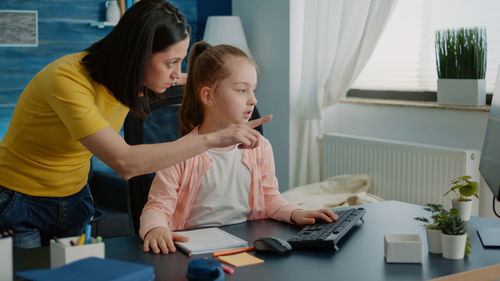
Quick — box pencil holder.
[0,237,13,281]
[50,236,105,269]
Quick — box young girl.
[140,42,337,254]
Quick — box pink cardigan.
[139,128,301,239]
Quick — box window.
[351,0,500,94]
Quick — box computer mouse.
[253,236,292,255]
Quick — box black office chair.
[124,86,263,234]
[88,156,135,238]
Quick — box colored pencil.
[212,246,255,257]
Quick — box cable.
[493,196,500,219]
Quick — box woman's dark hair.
[82,0,190,117]
[180,41,255,136]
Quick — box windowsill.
[339,97,490,113]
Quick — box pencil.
[53,236,64,246]
[77,234,86,246]
[212,246,255,257]
[221,263,234,275]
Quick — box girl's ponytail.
[180,41,211,136]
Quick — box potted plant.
[443,175,479,221]
[440,208,471,260]
[414,203,447,254]
[435,26,487,106]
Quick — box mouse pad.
[477,227,500,248]
[218,252,264,267]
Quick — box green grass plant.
[435,27,487,79]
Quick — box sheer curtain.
[292,0,395,187]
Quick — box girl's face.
[209,56,257,128]
[143,36,189,94]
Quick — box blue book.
[16,257,154,281]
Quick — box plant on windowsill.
[414,203,448,254]
[443,175,479,221]
[435,26,487,106]
[440,208,471,259]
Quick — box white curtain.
[293,0,395,187]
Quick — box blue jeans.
[0,184,94,250]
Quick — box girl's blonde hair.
[179,41,255,136]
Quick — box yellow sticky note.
[218,252,264,267]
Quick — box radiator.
[322,133,480,214]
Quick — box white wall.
[233,0,290,190]
[324,103,499,219]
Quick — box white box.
[0,237,13,281]
[384,234,422,263]
[50,236,105,269]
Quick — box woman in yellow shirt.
[0,0,270,249]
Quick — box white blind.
[351,0,500,93]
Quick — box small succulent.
[440,212,466,235]
[440,208,471,256]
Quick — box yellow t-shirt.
[0,52,129,197]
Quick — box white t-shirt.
[185,146,252,229]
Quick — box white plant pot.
[426,228,442,254]
[437,79,485,106]
[452,199,473,221]
[441,232,467,260]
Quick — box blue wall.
[0,0,229,138]
[0,1,109,104]
[0,0,200,105]
[196,0,231,42]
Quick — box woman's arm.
[80,115,272,179]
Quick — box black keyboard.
[287,207,366,251]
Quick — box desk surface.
[14,201,500,281]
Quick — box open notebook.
[174,227,248,255]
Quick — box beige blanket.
[282,174,384,210]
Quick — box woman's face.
[143,36,189,94]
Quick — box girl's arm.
[80,115,272,180]
[259,138,302,222]
[139,168,187,254]
[262,141,338,226]
[258,140,338,225]
[139,168,181,239]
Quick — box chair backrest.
[124,86,263,234]
[124,86,183,234]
